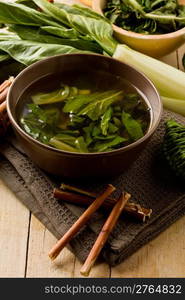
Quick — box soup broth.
[18,70,151,153]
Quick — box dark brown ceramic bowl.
[7,54,162,179]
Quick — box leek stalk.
[113,44,185,100]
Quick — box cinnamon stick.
[49,184,115,260]
[80,192,130,276]
[55,185,152,222]
[0,77,14,94]
[0,87,9,104]
[0,101,6,114]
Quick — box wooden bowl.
[92,0,185,57]
[7,54,162,179]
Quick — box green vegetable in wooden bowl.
[93,0,185,57]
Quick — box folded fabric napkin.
[0,110,184,266]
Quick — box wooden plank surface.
[0,180,30,277]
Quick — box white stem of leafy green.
[126,0,185,22]
[113,44,185,100]
[162,96,185,116]
[126,0,145,15]
[145,13,185,22]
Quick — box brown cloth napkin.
[0,110,185,266]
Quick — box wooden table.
[0,0,185,278]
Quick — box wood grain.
[26,215,76,278]
[0,179,30,277]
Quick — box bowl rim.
[7,53,162,157]
[92,0,185,39]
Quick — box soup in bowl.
[7,53,162,179]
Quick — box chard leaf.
[63,92,106,114]
[0,50,10,62]
[93,136,126,152]
[0,39,89,65]
[100,107,112,135]
[49,137,78,152]
[32,86,70,105]
[9,24,101,53]
[122,111,144,141]
[69,14,117,55]
[75,136,88,153]
[52,133,77,147]
[108,122,119,133]
[56,3,108,22]
[0,1,60,27]
[33,0,117,55]
[27,104,60,126]
[33,0,71,27]
[78,90,123,121]
[41,26,80,39]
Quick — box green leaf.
[78,90,123,121]
[49,137,78,152]
[0,39,89,66]
[27,104,60,126]
[0,49,10,62]
[93,136,126,152]
[32,86,71,105]
[41,26,80,39]
[121,111,144,141]
[33,0,117,55]
[56,3,108,22]
[63,92,103,114]
[75,136,89,152]
[108,122,119,133]
[0,1,60,27]
[69,13,117,55]
[33,0,71,27]
[104,0,185,34]
[9,24,102,53]
[52,133,77,147]
[100,107,112,135]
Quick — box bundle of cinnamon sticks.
[0,78,14,137]
[50,184,152,276]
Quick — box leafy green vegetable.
[49,137,78,152]
[104,0,185,34]
[0,50,10,62]
[20,104,60,144]
[101,107,112,135]
[78,90,124,120]
[114,44,185,100]
[56,3,108,22]
[93,136,126,152]
[32,86,71,105]
[75,136,88,153]
[33,0,117,55]
[0,38,89,66]
[0,1,60,27]
[63,92,112,114]
[162,96,185,117]
[40,26,80,39]
[163,120,185,180]
[20,82,149,153]
[122,111,144,141]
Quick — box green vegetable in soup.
[20,80,149,153]
[121,111,144,141]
